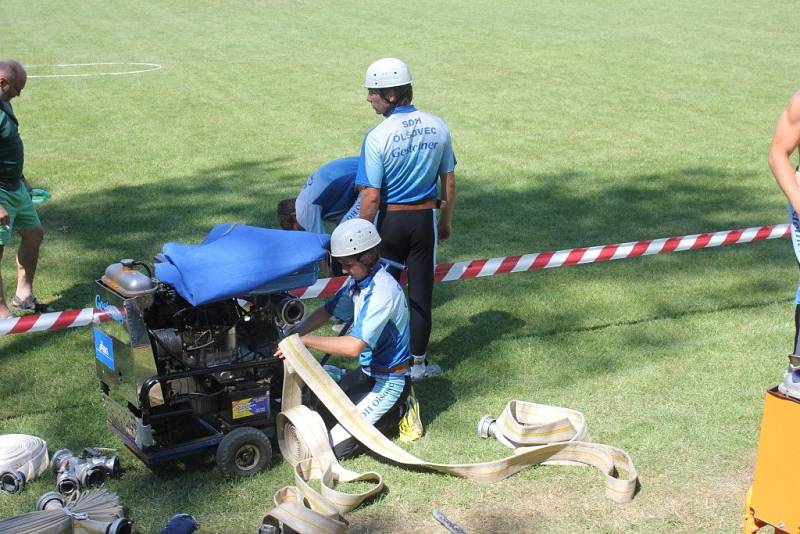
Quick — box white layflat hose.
[260,335,639,534]
[0,434,49,493]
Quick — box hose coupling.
[477,415,497,439]
[0,470,25,494]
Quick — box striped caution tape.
[0,223,789,337]
[291,223,790,299]
[259,336,638,533]
[0,308,116,337]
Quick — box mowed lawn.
[0,1,798,532]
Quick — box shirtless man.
[768,90,800,396]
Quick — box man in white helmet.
[275,218,412,458]
[356,57,457,382]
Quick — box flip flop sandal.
[10,295,52,316]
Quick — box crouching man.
[276,218,411,458]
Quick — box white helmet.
[330,219,382,258]
[364,58,412,89]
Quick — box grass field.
[1,1,799,532]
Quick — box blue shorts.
[788,202,800,304]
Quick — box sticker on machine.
[231,396,269,419]
[93,328,115,371]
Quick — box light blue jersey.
[356,105,456,204]
[296,157,360,234]
[324,265,411,375]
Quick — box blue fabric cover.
[154,224,330,306]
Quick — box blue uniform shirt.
[356,105,456,204]
[296,157,360,234]
[324,265,411,375]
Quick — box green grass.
[1,0,799,532]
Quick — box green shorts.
[0,182,42,246]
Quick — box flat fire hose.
[0,434,49,494]
[261,335,638,533]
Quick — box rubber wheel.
[215,427,272,479]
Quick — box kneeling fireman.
[277,218,412,459]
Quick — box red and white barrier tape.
[0,223,790,337]
[0,308,116,337]
[291,223,791,299]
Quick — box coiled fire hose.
[0,434,49,494]
[259,335,638,533]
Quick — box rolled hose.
[281,422,311,465]
[0,434,49,494]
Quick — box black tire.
[215,427,272,479]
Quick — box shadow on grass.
[0,157,300,423]
[423,165,791,393]
[449,165,776,258]
[1,162,788,420]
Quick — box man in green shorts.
[0,60,49,318]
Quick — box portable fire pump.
[92,224,329,478]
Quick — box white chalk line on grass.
[27,62,162,79]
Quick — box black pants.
[377,209,436,356]
[316,369,411,459]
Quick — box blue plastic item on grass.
[160,513,198,534]
[154,224,330,306]
[29,188,51,204]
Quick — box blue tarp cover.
[154,224,330,306]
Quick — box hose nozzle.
[477,415,497,439]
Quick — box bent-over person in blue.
[275,218,411,459]
[277,156,361,235]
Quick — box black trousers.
[377,208,436,356]
[316,369,411,459]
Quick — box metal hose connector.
[277,297,305,325]
[0,471,24,494]
[477,415,497,439]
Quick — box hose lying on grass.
[0,489,130,534]
[0,434,49,494]
[259,335,639,534]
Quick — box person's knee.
[20,226,44,247]
[333,438,363,460]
